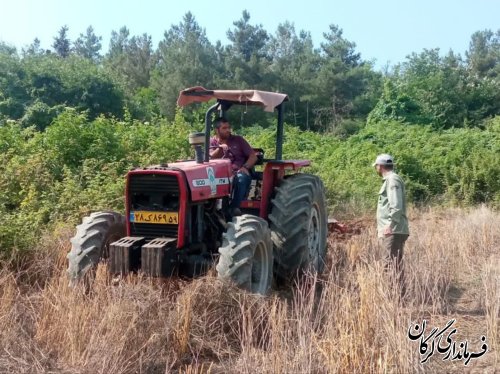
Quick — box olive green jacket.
[377,171,410,238]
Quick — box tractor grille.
[129,174,179,194]
[130,223,179,239]
[129,173,180,240]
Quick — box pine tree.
[52,25,71,58]
[74,26,102,61]
[23,38,43,56]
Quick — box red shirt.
[210,135,254,171]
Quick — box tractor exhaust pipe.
[204,102,220,162]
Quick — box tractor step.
[141,238,177,277]
[109,236,145,275]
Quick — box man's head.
[214,117,231,140]
[373,153,394,176]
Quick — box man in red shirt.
[210,117,257,214]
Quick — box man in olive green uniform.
[373,154,410,293]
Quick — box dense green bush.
[243,117,500,211]
[0,111,498,256]
[0,54,125,130]
[0,110,192,253]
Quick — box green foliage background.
[0,13,498,257]
[0,111,498,256]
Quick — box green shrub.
[0,111,498,256]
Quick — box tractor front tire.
[216,215,273,295]
[269,173,328,281]
[67,211,126,285]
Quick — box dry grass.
[0,206,498,373]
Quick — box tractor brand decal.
[191,166,229,196]
[207,167,216,195]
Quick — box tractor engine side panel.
[175,160,232,202]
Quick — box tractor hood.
[177,86,288,112]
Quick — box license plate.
[130,211,179,225]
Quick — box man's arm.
[238,137,257,175]
[387,178,404,231]
[240,152,258,173]
[210,146,224,158]
[209,138,228,159]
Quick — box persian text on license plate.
[130,211,179,224]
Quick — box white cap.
[372,153,394,167]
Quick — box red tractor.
[67,87,328,294]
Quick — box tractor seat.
[252,171,263,181]
[253,148,264,165]
[250,148,264,181]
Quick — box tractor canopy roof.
[177,86,288,112]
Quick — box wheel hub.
[308,204,321,270]
[251,241,268,294]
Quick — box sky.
[0,0,498,69]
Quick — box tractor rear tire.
[67,211,126,285]
[269,173,328,281]
[216,215,273,295]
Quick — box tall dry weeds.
[0,206,498,373]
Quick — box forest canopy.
[0,11,498,132]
